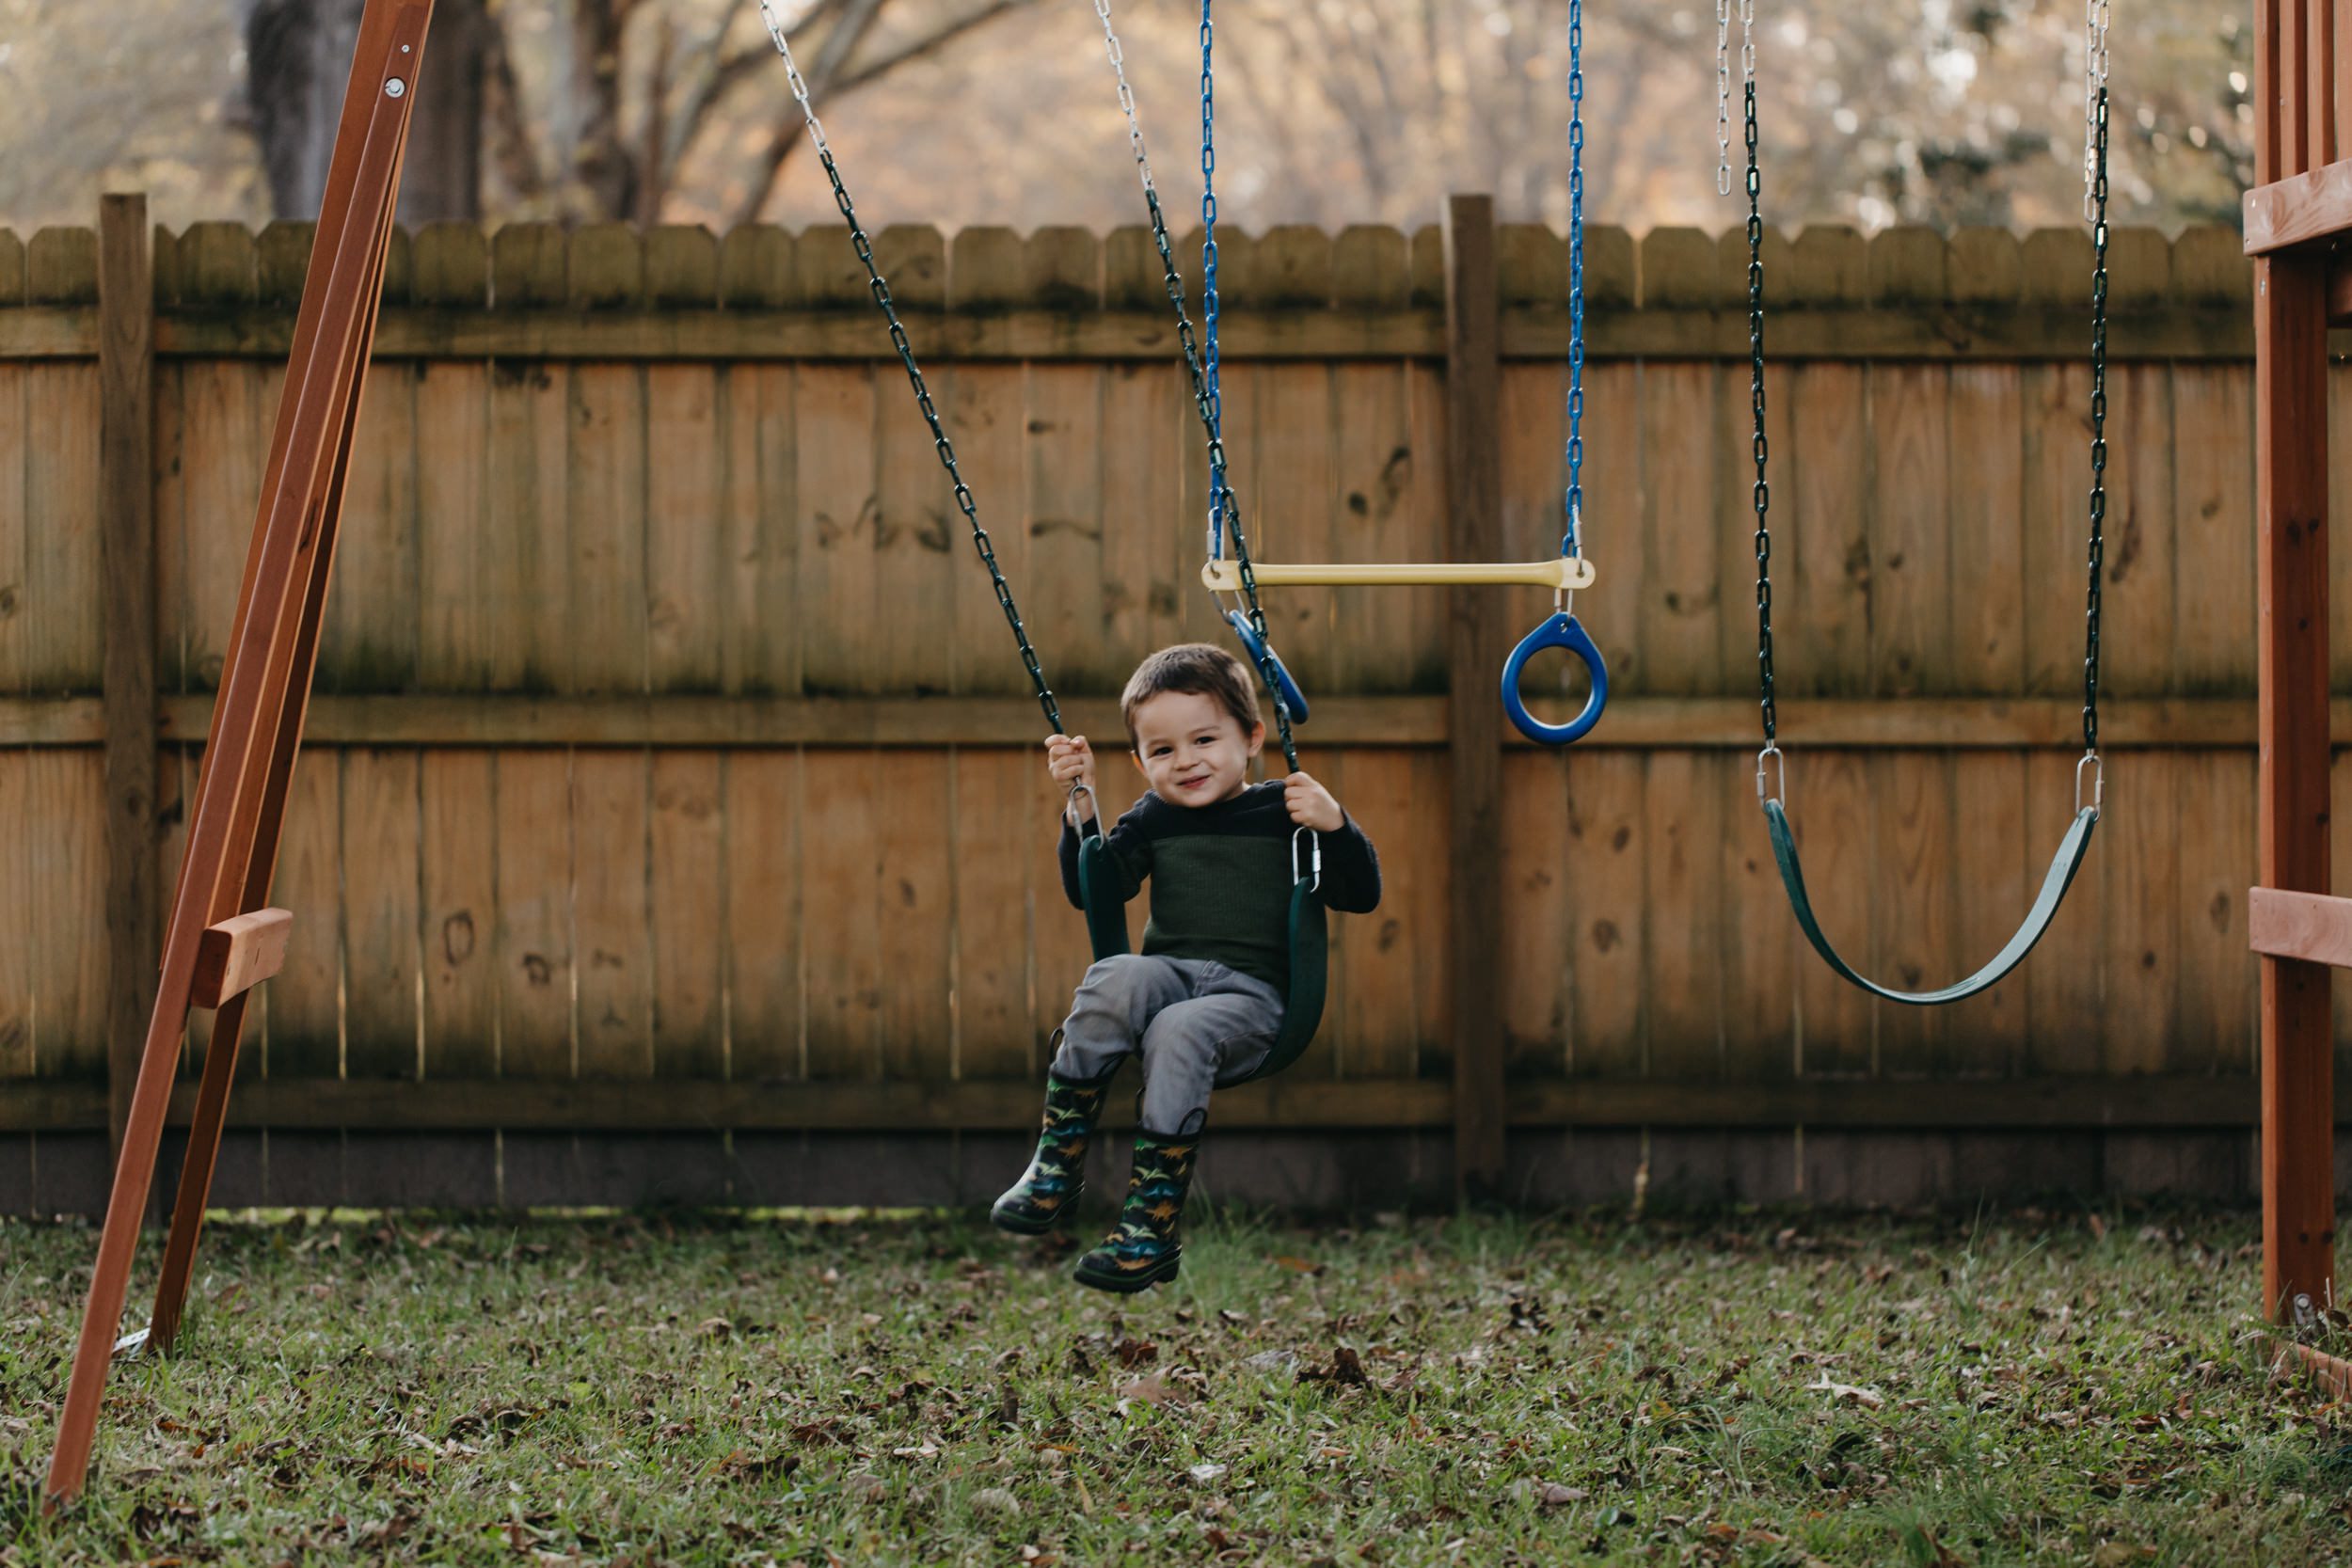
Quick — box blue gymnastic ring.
[1226,610,1311,724]
[1501,611,1608,745]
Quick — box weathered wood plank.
[263,753,341,1080]
[649,750,724,1079]
[644,366,723,692]
[723,750,801,1081]
[1639,363,1721,696]
[567,365,648,693]
[341,749,421,1080]
[420,749,497,1077]
[415,362,495,689]
[875,751,954,1083]
[320,360,418,692]
[494,751,574,1079]
[797,365,879,696]
[954,749,1042,1081]
[800,749,880,1079]
[571,749,652,1078]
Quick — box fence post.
[1443,194,1506,1204]
[98,195,159,1180]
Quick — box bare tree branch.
[725,0,885,229]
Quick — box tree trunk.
[245,0,489,222]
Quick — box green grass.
[3,1203,2349,1565]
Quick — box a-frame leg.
[149,119,412,1357]
[42,0,436,1510]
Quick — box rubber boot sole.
[1073,1248,1182,1293]
[989,1198,1071,1237]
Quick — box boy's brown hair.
[1120,642,1261,750]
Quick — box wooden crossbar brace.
[42,0,435,1510]
[1201,557,1596,592]
[189,909,295,1010]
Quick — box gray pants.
[1050,954,1285,1135]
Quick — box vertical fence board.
[1565,751,1645,1076]
[801,749,880,1079]
[1333,361,1431,693]
[1793,752,1875,1075]
[2025,746,2106,1070]
[953,749,1039,1081]
[1947,366,2028,694]
[2102,752,2182,1074]
[724,751,802,1081]
[1868,366,1951,698]
[485,363,572,692]
[2179,364,2256,693]
[875,751,953,1082]
[1639,366,1722,695]
[1784,364,1870,698]
[2099,365,2179,698]
[322,362,419,692]
[0,366,21,696]
[1099,362,1186,673]
[342,749,421,1080]
[573,750,652,1077]
[31,751,107,1077]
[266,755,342,1080]
[416,364,494,689]
[568,366,648,693]
[0,757,28,1078]
[645,367,723,692]
[421,749,498,1078]
[495,751,575,1080]
[650,750,725,1079]
[24,362,101,690]
[2178,750,2257,1075]
[1023,364,1110,691]
[943,368,1028,698]
[1502,752,1572,1078]
[1645,751,1725,1076]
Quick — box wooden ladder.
[43,0,436,1509]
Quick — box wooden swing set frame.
[35,0,2352,1508]
[2244,0,2352,1392]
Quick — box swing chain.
[1741,11,1774,749]
[1714,0,1733,196]
[2083,79,2109,757]
[757,1,1065,737]
[1093,0,1291,773]
[1563,0,1586,563]
[2082,0,2111,222]
[1199,0,1299,770]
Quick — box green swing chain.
[1089,0,1294,773]
[1745,2,2109,802]
[756,1,1066,739]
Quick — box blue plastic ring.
[1225,610,1311,725]
[1501,612,1608,745]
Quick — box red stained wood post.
[2248,0,2344,1334]
[43,0,436,1510]
[98,195,158,1175]
[1443,194,1507,1203]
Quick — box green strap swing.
[1072,0,1327,1085]
[1731,6,2110,1006]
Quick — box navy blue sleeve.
[1315,812,1382,914]
[1056,794,1156,911]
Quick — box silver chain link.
[1715,0,1733,196]
[2082,0,2110,220]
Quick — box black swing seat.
[1074,832,1327,1085]
[1763,800,2099,1006]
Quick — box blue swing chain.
[1200,0,1300,771]
[1563,0,1586,565]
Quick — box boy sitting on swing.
[991,642,1382,1291]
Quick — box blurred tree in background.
[6,0,2252,235]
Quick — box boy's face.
[1129,689,1264,807]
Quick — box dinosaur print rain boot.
[1072,1127,1200,1292]
[991,1070,1116,1234]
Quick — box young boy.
[990,643,1382,1291]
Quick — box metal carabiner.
[2074,750,2104,816]
[1292,824,1322,892]
[1756,744,1786,808]
[1500,610,1609,746]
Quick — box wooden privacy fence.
[0,203,2329,1212]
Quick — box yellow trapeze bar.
[1200,557,1597,593]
